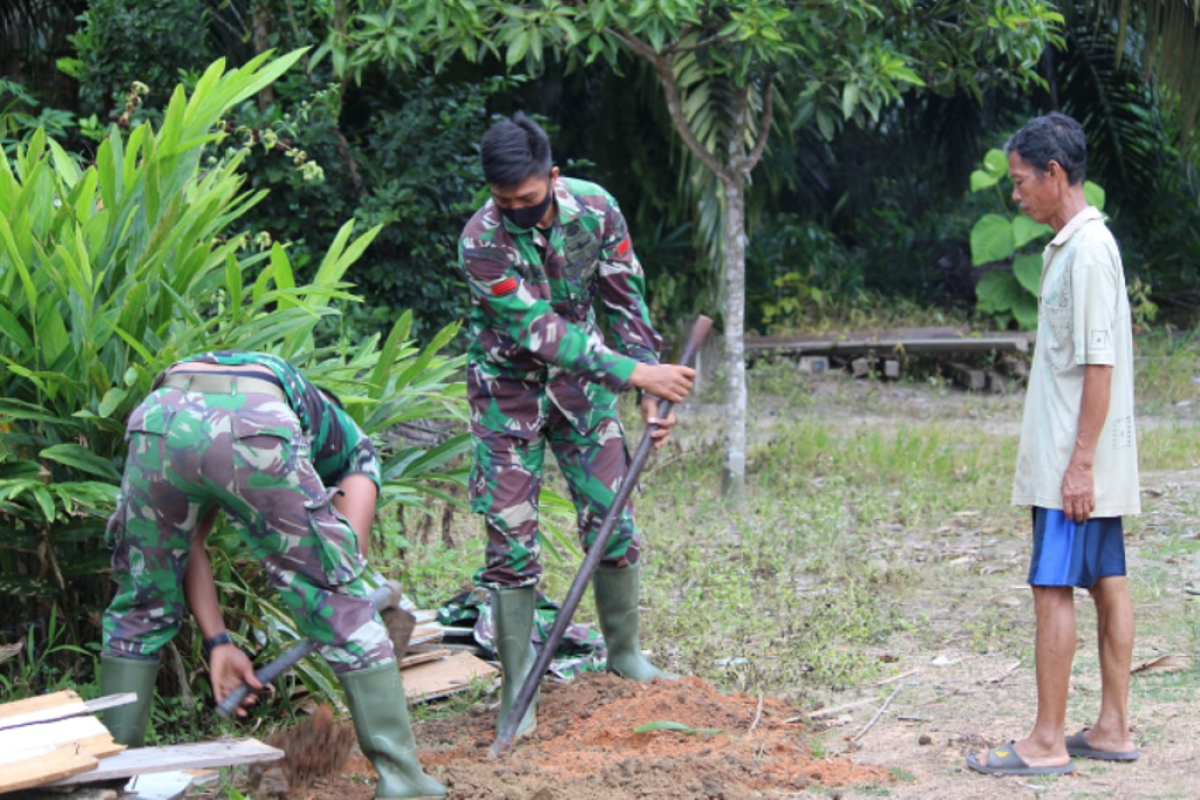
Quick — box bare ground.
[218,372,1200,799]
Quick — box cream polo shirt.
[1012,206,1140,517]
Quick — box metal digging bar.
[491,315,713,757]
[215,581,401,718]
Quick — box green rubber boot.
[491,587,538,739]
[339,662,446,799]
[98,655,160,746]
[593,564,676,681]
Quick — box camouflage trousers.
[102,383,393,673]
[470,397,641,589]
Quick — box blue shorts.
[1027,507,1125,588]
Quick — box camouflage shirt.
[459,177,662,433]
[161,351,381,488]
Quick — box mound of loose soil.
[293,673,888,799]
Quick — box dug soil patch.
[292,673,888,799]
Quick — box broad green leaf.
[970,214,1015,265]
[841,83,859,119]
[0,304,34,353]
[1013,253,1043,294]
[975,270,1021,313]
[969,169,999,193]
[225,252,244,324]
[633,720,723,736]
[1012,293,1039,329]
[1012,214,1052,249]
[815,107,835,141]
[30,485,55,522]
[40,444,121,481]
[98,387,128,418]
[507,29,530,66]
[983,149,1008,175]
[1084,180,1106,211]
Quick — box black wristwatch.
[202,632,234,660]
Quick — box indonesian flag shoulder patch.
[491,276,519,297]
[616,237,632,256]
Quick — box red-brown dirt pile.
[295,672,888,799]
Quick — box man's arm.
[332,473,377,555]
[596,195,661,367]
[1061,364,1113,522]
[183,510,262,716]
[461,238,693,401]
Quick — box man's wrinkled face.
[1007,151,1058,225]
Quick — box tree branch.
[665,30,735,54]
[604,25,658,61]
[606,26,731,183]
[745,78,775,173]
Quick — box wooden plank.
[0,693,136,731]
[0,743,98,793]
[0,716,124,764]
[402,651,498,704]
[48,738,283,786]
[0,690,80,720]
[746,326,966,349]
[399,647,452,670]
[408,624,444,647]
[745,331,1034,357]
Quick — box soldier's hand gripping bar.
[215,581,402,719]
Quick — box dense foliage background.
[5,1,1197,339]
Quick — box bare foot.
[1074,725,1137,756]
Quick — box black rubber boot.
[491,586,538,738]
[593,564,676,680]
[339,661,446,799]
[98,654,160,746]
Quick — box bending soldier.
[458,113,696,738]
[100,351,445,800]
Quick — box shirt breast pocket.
[562,222,601,287]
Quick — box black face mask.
[501,185,554,231]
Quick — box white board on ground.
[0,692,136,731]
[48,738,283,786]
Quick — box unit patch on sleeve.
[492,276,519,297]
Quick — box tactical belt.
[160,372,286,400]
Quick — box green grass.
[398,330,1200,734]
[1138,423,1200,471]
[1134,330,1200,412]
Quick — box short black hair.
[1005,112,1087,185]
[480,112,552,188]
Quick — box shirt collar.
[1048,206,1103,248]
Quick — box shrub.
[0,52,468,729]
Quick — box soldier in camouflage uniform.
[100,351,445,800]
[459,114,696,738]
